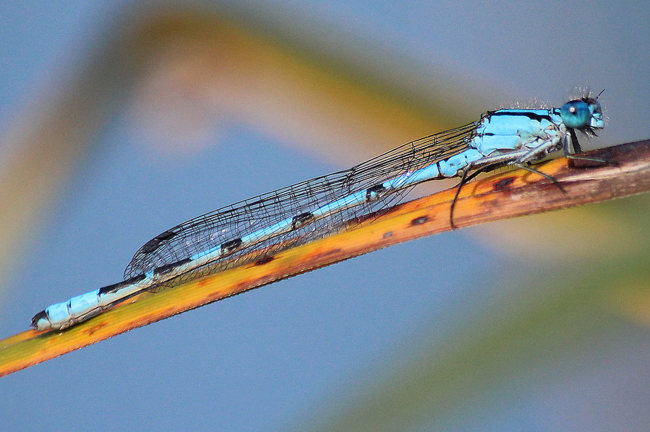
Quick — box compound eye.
[560,100,591,129]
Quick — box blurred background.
[1,1,649,431]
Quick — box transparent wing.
[124,122,477,280]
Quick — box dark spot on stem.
[494,177,515,190]
[410,216,428,226]
[255,256,275,266]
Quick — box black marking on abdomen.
[366,184,386,201]
[291,212,314,230]
[153,257,192,276]
[31,310,48,327]
[99,274,147,295]
[221,238,243,254]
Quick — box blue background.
[1,1,649,431]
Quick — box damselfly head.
[560,94,605,133]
